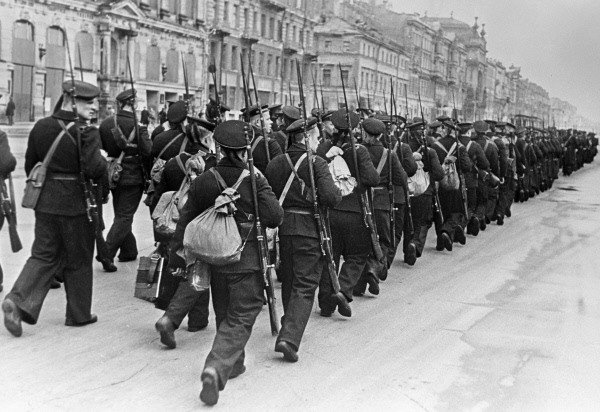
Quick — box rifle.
[248,55,270,162]
[388,79,397,249]
[77,44,84,81]
[208,59,222,158]
[65,31,109,260]
[1,175,22,252]
[396,83,414,239]
[241,58,279,336]
[311,69,325,140]
[126,56,148,184]
[296,60,342,297]
[417,87,444,233]
[339,63,384,263]
[181,52,192,115]
[452,89,469,219]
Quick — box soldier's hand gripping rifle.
[0,175,23,252]
[65,31,109,260]
[452,89,469,219]
[417,88,444,233]
[297,60,342,297]
[339,64,384,263]
[242,57,279,336]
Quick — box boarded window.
[46,26,65,69]
[13,20,35,66]
[75,32,94,71]
[184,53,196,87]
[166,49,179,83]
[146,45,161,81]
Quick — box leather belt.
[48,173,78,181]
[284,207,312,216]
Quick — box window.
[261,14,266,37]
[75,32,94,70]
[166,49,179,83]
[266,54,272,76]
[223,2,229,24]
[342,41,350,52]
[269,17,275,39]
[231,46,238,70]
[244,8,249,32]
[275,57,281,76]
[258,52,264,74]
[323,68,331,86]
[234,5,240,27]
[340,69,348,86]
[14,20,33,40]
[324,40,331,50]
[47,26,64,46]
[146,45,161,81]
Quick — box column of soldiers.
[1,69,598,406]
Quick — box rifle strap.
[156,133,185,160]
[175,155,186,175]
[251,135,264,153]
[376,149,389,175]
[280,153,307,206]
[46,121,76,170]
[466,141,473,152]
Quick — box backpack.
[435,141,460,190]
[408,148,430,196]
[183,168,251,266]
[150,133,187,185]
[329,146,357,197]
[151,155,200,237]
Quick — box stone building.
[0,0,210,123]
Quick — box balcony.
[260,0,286,12]
[241,29,260,44]
[283,41,301,55]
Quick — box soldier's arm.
[0,131,17,176]
[255,173,284,228]
[268,138,283,159]
[81,126,108,180]
[391,151,408,190]
[314,156,342,209]
[138,125,152,158]
[357,145,380,187]
[264,156,284,197]
[428,148,445,182]
[489,148,500,176]
[475,145,490,171]
[400,143,418,177]
[24,124,40,176]
[457,145,472,174]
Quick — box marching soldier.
[166,120,283,406]
[490,123,509,225]
[431,120,472,250]
[405,119,444,259]
[316,109,380,317]
[271,105,301,153]
[151,101,190,162]
[472,121,499,231]
[354,117,407,294]
[3,81,106,337]
[265,117,342,362]
[241,104,283,173]
[98,89,152,270]
[0,128,17,292]
[456,122,488,235]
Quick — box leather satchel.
[22,122,74,209]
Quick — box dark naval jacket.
[265,142,341,238]
[364,139,408,211]
[24,110,106,216]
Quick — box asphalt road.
[1,135,599,411]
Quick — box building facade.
[0,0,210,123]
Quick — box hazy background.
[387,0,600,120]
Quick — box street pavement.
[1,134,600,411]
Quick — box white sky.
[386,0,600,120]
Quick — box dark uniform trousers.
[7,212,94,324]
[203,271,264,390]
[438,188,465,242]
[495,171,516,218]
[410,194,433,256]
[354,208,390,293]
[475,182,489,222]
[105,184,144,260]
[319,210,370,306]
[279,234,325,349]
[164,279,210,329]
[485,186,499,220]
[392,203,410,258]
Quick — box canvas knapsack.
[435,141,460,190]
[408,148,430,196]
[183,168,251,266]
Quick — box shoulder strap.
[211,168,250,192]
[466,141,473,151]
[434,140,448,154]
[179,136,188,154]
[279,153,308,205]
[57,120,77,146]
[45,121,75,168]
[376,149,389,174]
[483,139,490,153]
[175,155,186,174]
[393,140,400,152]
[251,135,264,153]
[157,133,184,160]
[448,142,457,156]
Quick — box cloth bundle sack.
[436,141,460,190]
[183,168,251,266]
[22,121,74,209]
[408,149,430,196]
[152,154,204,237]
[328,154,357,197]
[149,134,187,188]
[107,117,137,189]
